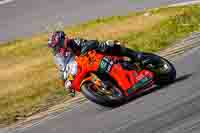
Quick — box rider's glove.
[65,80,72,89]
[64,80,76,97]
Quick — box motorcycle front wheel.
[81,78,126,107]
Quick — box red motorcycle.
[71,50,176,107]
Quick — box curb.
[168,0,200,7]
[0,0,14,5]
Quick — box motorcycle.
[70,50,176,107]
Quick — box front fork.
[81,73,113,96]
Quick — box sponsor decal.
[127,77,152,94]
[98,57,113,73]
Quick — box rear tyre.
[81,80,126,107]
[142,53,176,85]
[156,56,176,85]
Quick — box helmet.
[48,31,66,48]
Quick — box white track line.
[169,0,200,7]
[0,0,14,5]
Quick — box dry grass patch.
[68,14,167,40]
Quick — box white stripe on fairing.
[169,0,200,7]
[0,0,14,5]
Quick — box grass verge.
[0,4,200,126]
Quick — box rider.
[48,31,155,95]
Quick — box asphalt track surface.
[0,0,196,42]
[1,0,200,133]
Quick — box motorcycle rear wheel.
[142,53,176,85]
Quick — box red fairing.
[72,50,155,96]
[71,67,88,92]
[72,51,104,91]
[109,64,136,90]
[72,66,100,92]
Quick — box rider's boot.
[115,46,160,65]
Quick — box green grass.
[0,4,200,126]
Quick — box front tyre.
[81,80,126,107]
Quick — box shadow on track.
[173,73,193,83]
[124,73,193,105]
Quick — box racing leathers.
[68,39,142,60]
[51,38,144,76]
[51,38,143,60]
